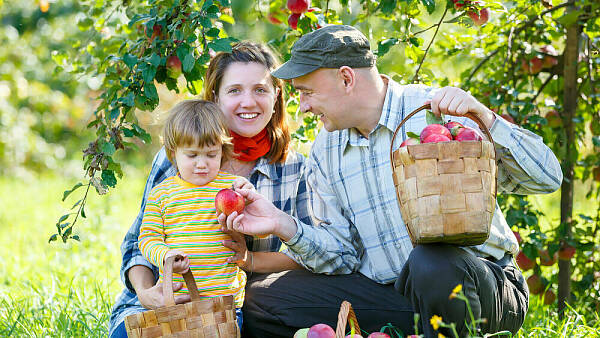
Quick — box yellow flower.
[449,284,463,299]
[438,334,446,338]
[430,315,443,330]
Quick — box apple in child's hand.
[215,188,245,216]
[454,127,483,141]
[420,124,452,143]
[307,323,335,338]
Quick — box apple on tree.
[538,249,557,266]
[558,245,576,260]
[167,55,182,78]
[468,8,490,26]
[543,289,556,305]
[526,274,544,295]
[516,251,535,271]
[215,187,245,216]
[287,0,310,14]
[288,13,301,30]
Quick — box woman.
[108,41,309,337]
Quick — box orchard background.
[1,0,599,336]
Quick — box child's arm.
[164,250,190,274]
[138,193,171,270]
[223,230,303,273]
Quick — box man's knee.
[406,244,469,284]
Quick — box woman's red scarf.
[230,128,271,162]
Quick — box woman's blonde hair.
[204,41,290,163]
[163,100,233,167]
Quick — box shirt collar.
[251,156,279,181]
[343,75,400,150]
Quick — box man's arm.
[430,87,562,194]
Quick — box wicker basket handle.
[163,254,201,306]
[335,301,361,338]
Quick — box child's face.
[174,143,222,186]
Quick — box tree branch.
[412,6,448,83]
[466,1,574,84]
[531,75,554,102]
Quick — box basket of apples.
[389,104,497,246]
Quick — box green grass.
[0,170,598,337]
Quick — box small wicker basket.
[390,104,497,246]
[124,256,240,338]
[335,301,361,338]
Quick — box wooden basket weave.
[125,256,240,338]
[390,104,497,246]
[335,301,361,338]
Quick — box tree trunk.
[558,3,580,316]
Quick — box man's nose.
[299,97,310,113]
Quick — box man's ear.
[338,66,355,92]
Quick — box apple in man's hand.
[215,187,244,216]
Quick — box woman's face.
[217,62,279,137]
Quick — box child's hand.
[165,250,190,274]
[233,177,255,191]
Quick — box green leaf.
[71,235,81,241]
[81,206,86,218]
[101,170,118,188]
[148,53,161,67]
[206,27,220,38]
[377,38,398,57]
[71,199,82,210]
[219,14,235,25]
[378,0,397,14]
[142,65,157,83]
[123,54,138,69]
[420,0,436,14]
[208,38,233,52]
[121,92,135,107]
[48,234,58,243]
[182,53,195,73]
[144,83,159,100]
[426,110,444,125]
[407,131,420,139]
[101,141,116,156]
[63,182,84,201]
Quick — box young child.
[138,99,251,328]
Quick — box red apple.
[287,0,309,14]
[543,289,556,305]
[501,113,516,124]
[522,57,544,75]
[145,24,163,42]
[452,0,471,9]
[513,231,522,244]
[593,167,600,182]
[215,188,245,216]
[527,274,544,295]
[454,127,483,142]
[307,323,335,338]
[420,124,452,143]
[444,121,465,137]
[288,13,301,30]
[468,8,489,26]
[516,251,535,271]
[422,134,452,143]
[167,55,182,78]
[540,45,559,68]
[539,249,557,266]
[545,110,561,128]
[268,13,282,25]
[558,245,575,260]
[399,138,420,147]
[367,333,391,338]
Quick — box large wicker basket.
[125,256,240,338]
[390,104,497,246]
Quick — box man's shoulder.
[387,80,436,100]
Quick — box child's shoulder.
[210,171,243,188]
[148,175,179,195]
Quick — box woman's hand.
[164,250,190,274]
[222,229,252,271]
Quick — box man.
[219,25,562,337]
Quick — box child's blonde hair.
[163,100,233,166]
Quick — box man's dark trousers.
[241,244,528,337]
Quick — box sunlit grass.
[0,170,598,336]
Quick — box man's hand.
[232,177,255,191]
[217,188,297,241]
[137,281,191,310]
[429,87,496,129]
